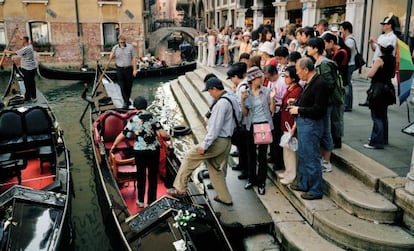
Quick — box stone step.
[258,179,344,251]
[169,80,206,142]
[194,67,233,90]
[184,71,210,104]
[332,144,414,230]
[323,164,399,223]
[177,75,209,121]
[274,178,414,250]
[332,144,398,190]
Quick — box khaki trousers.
[173,137,232,203]
[283,146,297,182]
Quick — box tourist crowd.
[168,17,398,204]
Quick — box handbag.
[351,37,366,70]
[279,122,298,151]
[253,122,273,145]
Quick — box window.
[102,22,119,51]
[29,21,51,52]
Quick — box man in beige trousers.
[168,77,241,206]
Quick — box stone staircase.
[168,64,414,251]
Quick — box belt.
[116,65,132,69]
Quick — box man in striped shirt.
[5,36,37,102]
[109,34,138,108]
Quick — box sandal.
[213,196,233,206]
[167,188,187,198]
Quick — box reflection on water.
[0,72,194,250]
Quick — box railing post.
[405,146,414,194]
[201,42,207,66]
[197,40,202,63]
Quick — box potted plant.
[32,42,52,52]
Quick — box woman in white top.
[207,30,216,67]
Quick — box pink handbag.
[253,122,273,145]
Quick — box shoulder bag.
[351,37,366,70]
[220,96,246,147]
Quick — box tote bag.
[253,122,273,145]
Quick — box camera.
[205,111,211,119]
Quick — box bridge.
[147,27,199,54]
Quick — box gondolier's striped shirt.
[17,44,37,70]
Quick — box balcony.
[98,0,121,7]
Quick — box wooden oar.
[0,26,18,70]
[79,59,112,122]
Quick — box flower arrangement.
[173,209,196,230]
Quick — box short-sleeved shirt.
[17,45,37,70]
[122,111,162,151]
[112,43,135,67]
[372,32,397,62]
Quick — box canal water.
[0,71,194,251]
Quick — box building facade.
[0,0,413,67]
[198,0,414,65]
[0,0,145,67]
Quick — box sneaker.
[277,172,285,179]
[300,192,322,200]
[363,143,376,149]
[280,178,294,185]
[321,161,332,173]
[244,182,254,190]
[136,200,144,208]
[258,185,265,195]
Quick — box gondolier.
[4,36,37,102]
[109,34,137,108]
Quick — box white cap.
[259,41,275,56]
[243,31,251,37]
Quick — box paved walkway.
[210,65,413,177]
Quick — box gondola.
[38,61,197,82]
[85,63,233,251]
[0,63,72,250]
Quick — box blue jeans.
[297,117,324,197]
[369,106,388,148]
[345,64,356,111]
[320,105,334,151]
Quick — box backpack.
[317,59,345,104]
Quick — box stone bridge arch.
[147,27,199,54]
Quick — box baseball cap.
[380,16,393,25]
[202,77,224,91]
